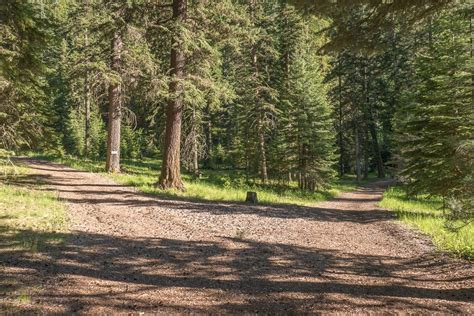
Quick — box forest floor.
[1,159,473,313]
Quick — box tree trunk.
[193,138,199,174]
[258,115,268,184]
[159,0,186,190]
[363,127,369,179]
[252,46,268,184]
[298,143,307,190]
[338,69,345,176]
[368,118,385,178]
[355,127,361,183]
[204,105,212,168]
[84,31,91,157]
[105,31,122,173]
[192,110,199,175]
[84,71,91,157]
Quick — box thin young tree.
[105,30,123,172]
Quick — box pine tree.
[228,0,281,184]
[61,0,156,169]
[276,8,336,190]
[396,7,473,218]
[0,0,52,150]
[158,0,244,189]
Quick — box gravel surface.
[1,159,473,313]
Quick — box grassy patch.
[380,187,473,260]
[0,164,68,251]
[16,293,32,303]
[0,164,68,310]
[30,154,377,207]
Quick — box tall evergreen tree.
[275,8,336,190]
[0,0,52,150]
[396,7,473,218]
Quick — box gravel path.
[2,159,473,313]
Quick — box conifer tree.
[63,0,156,170]
[158,0,244,189]
[396,8,473,217]
[0,0,52,150]
[228,0,280,184]
[275,7,336,190]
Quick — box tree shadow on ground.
[17,158,357,205]
[7,170,393,225]
[1,228,472,313]
[3,159,472,312]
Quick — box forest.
[0,0,473,313]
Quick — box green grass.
[30,154,377,207]
[380,187,473,260]
[0,163,68,310]
[0,164,68,252]
[16,293,32,303]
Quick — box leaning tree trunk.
[159,0,186,190]
[105,31,123,173]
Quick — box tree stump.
[246,191,258,204]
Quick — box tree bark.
[258,118,268,184]
[338,69,345,176]
[105,31,122,173]
[84,70,91,157]
[298,143,307,190]
[252,46,268,184]
[363,126,369,179]
[204,105,212,168]
[159,0,186,190]
[368,117,385,178]
[355,127,361,183]
[84,31,91,157]
[192,137,199,174]
[192,110,199,175]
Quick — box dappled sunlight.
[1,159,472,313]
[1,229,472,313]
[27,156,373,207]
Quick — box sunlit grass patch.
[31,154,374,207]
[0,163,68,310]
[16,293,32,303]
[380,187,473,260]
[110,168,340,206]
[0,164,68,251]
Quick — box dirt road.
[1,159,473,313]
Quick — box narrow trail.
[2,159,473,313]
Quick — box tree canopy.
[1,0,472,222]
